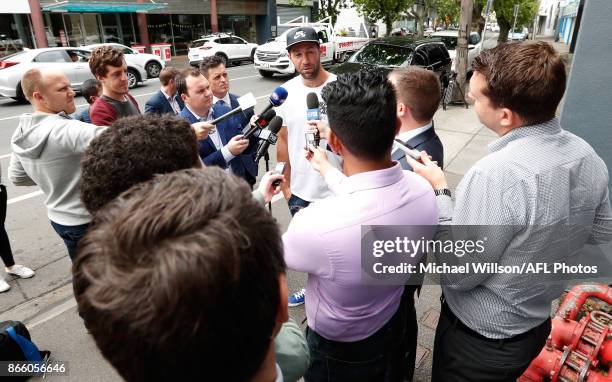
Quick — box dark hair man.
[8,69,106,260]
[283,71,438,381]
[408,42,612,381]
[199,55,258,186]
[89,46,141,126]
[72,78,102,123]
[177,68,249,172]
[275,26,341,307]
[144,66,184,115]
[74,168,289,382]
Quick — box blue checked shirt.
[435,117,612,338]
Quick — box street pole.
[511,3,520,37]
[481,0,493,47]
[454,0,473,102]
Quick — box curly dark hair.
[322,71,397,160]
[89,46,124,77]
[80,114,200,213]
[74,168,285,382]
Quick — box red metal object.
[519,284,612,382]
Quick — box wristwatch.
[434,188,451,197]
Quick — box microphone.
[259,86,288,116]
[242,109,276,139]
[209,92,257,125]
[254,116,283,163]
[306,92,320,121]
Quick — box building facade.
[535,0,561,38]
[1,0,314,58]
[558,0,580,46]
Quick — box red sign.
[320,45,327,56]
[164,47,171,60]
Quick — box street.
[0,31,503,381]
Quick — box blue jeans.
[288,194,310,217]
[304,299,409,382]
[50,221,90,261]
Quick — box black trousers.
[0,185,15,268]
[431,299,550,382]
[304,294,412,382]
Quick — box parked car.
[84,43,165,79]
[329,37,452,89]
[0,47,148,101]
[188,33,257,67]
[430,30,482,77]
[509,28,527,42]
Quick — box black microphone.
[254,116,283,163]
[306,92,320,121]
[243,109,276,139]
[259,86,288,116]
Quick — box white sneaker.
[6,265,35,279]
[0,277,9,293]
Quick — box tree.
[491,0,538,43]
[353,0,414,36]
[433,0,461,26]
[289,0,349,25]
[455,0,473,101]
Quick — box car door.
[218,37,235,59]
[32,50,80,85]
[316,29,333,63]
[67,49,94,85]
[230,37,250,58]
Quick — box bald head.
[22,68,76,114]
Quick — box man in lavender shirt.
[282,72,438,381]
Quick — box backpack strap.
[5,326,42,362]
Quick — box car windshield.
[348,43,413,67]
[435,36,458,50]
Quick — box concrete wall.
[561,0,612,190]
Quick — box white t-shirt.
[276,73,341,202]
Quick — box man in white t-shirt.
[275,26,340,307]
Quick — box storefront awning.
[41,1,167,13]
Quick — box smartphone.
[393,139,421,160]
[272,162,285,188]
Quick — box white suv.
[188,34,258,67]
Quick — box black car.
[330,37,452,85]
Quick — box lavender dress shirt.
[283,163,438,342]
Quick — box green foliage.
[432,0,461,25]
[492,0,538,28]
[354,0,414,35]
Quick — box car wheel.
[145,61,162,78]
[215,53,228,66]
[258,70,274,78]
[12,83,26,103]
[127,69,139,89]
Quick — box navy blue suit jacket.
[393,123,444,171]
[144,90,184,115]
[179,94,257,182]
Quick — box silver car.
[0,47,147,101]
